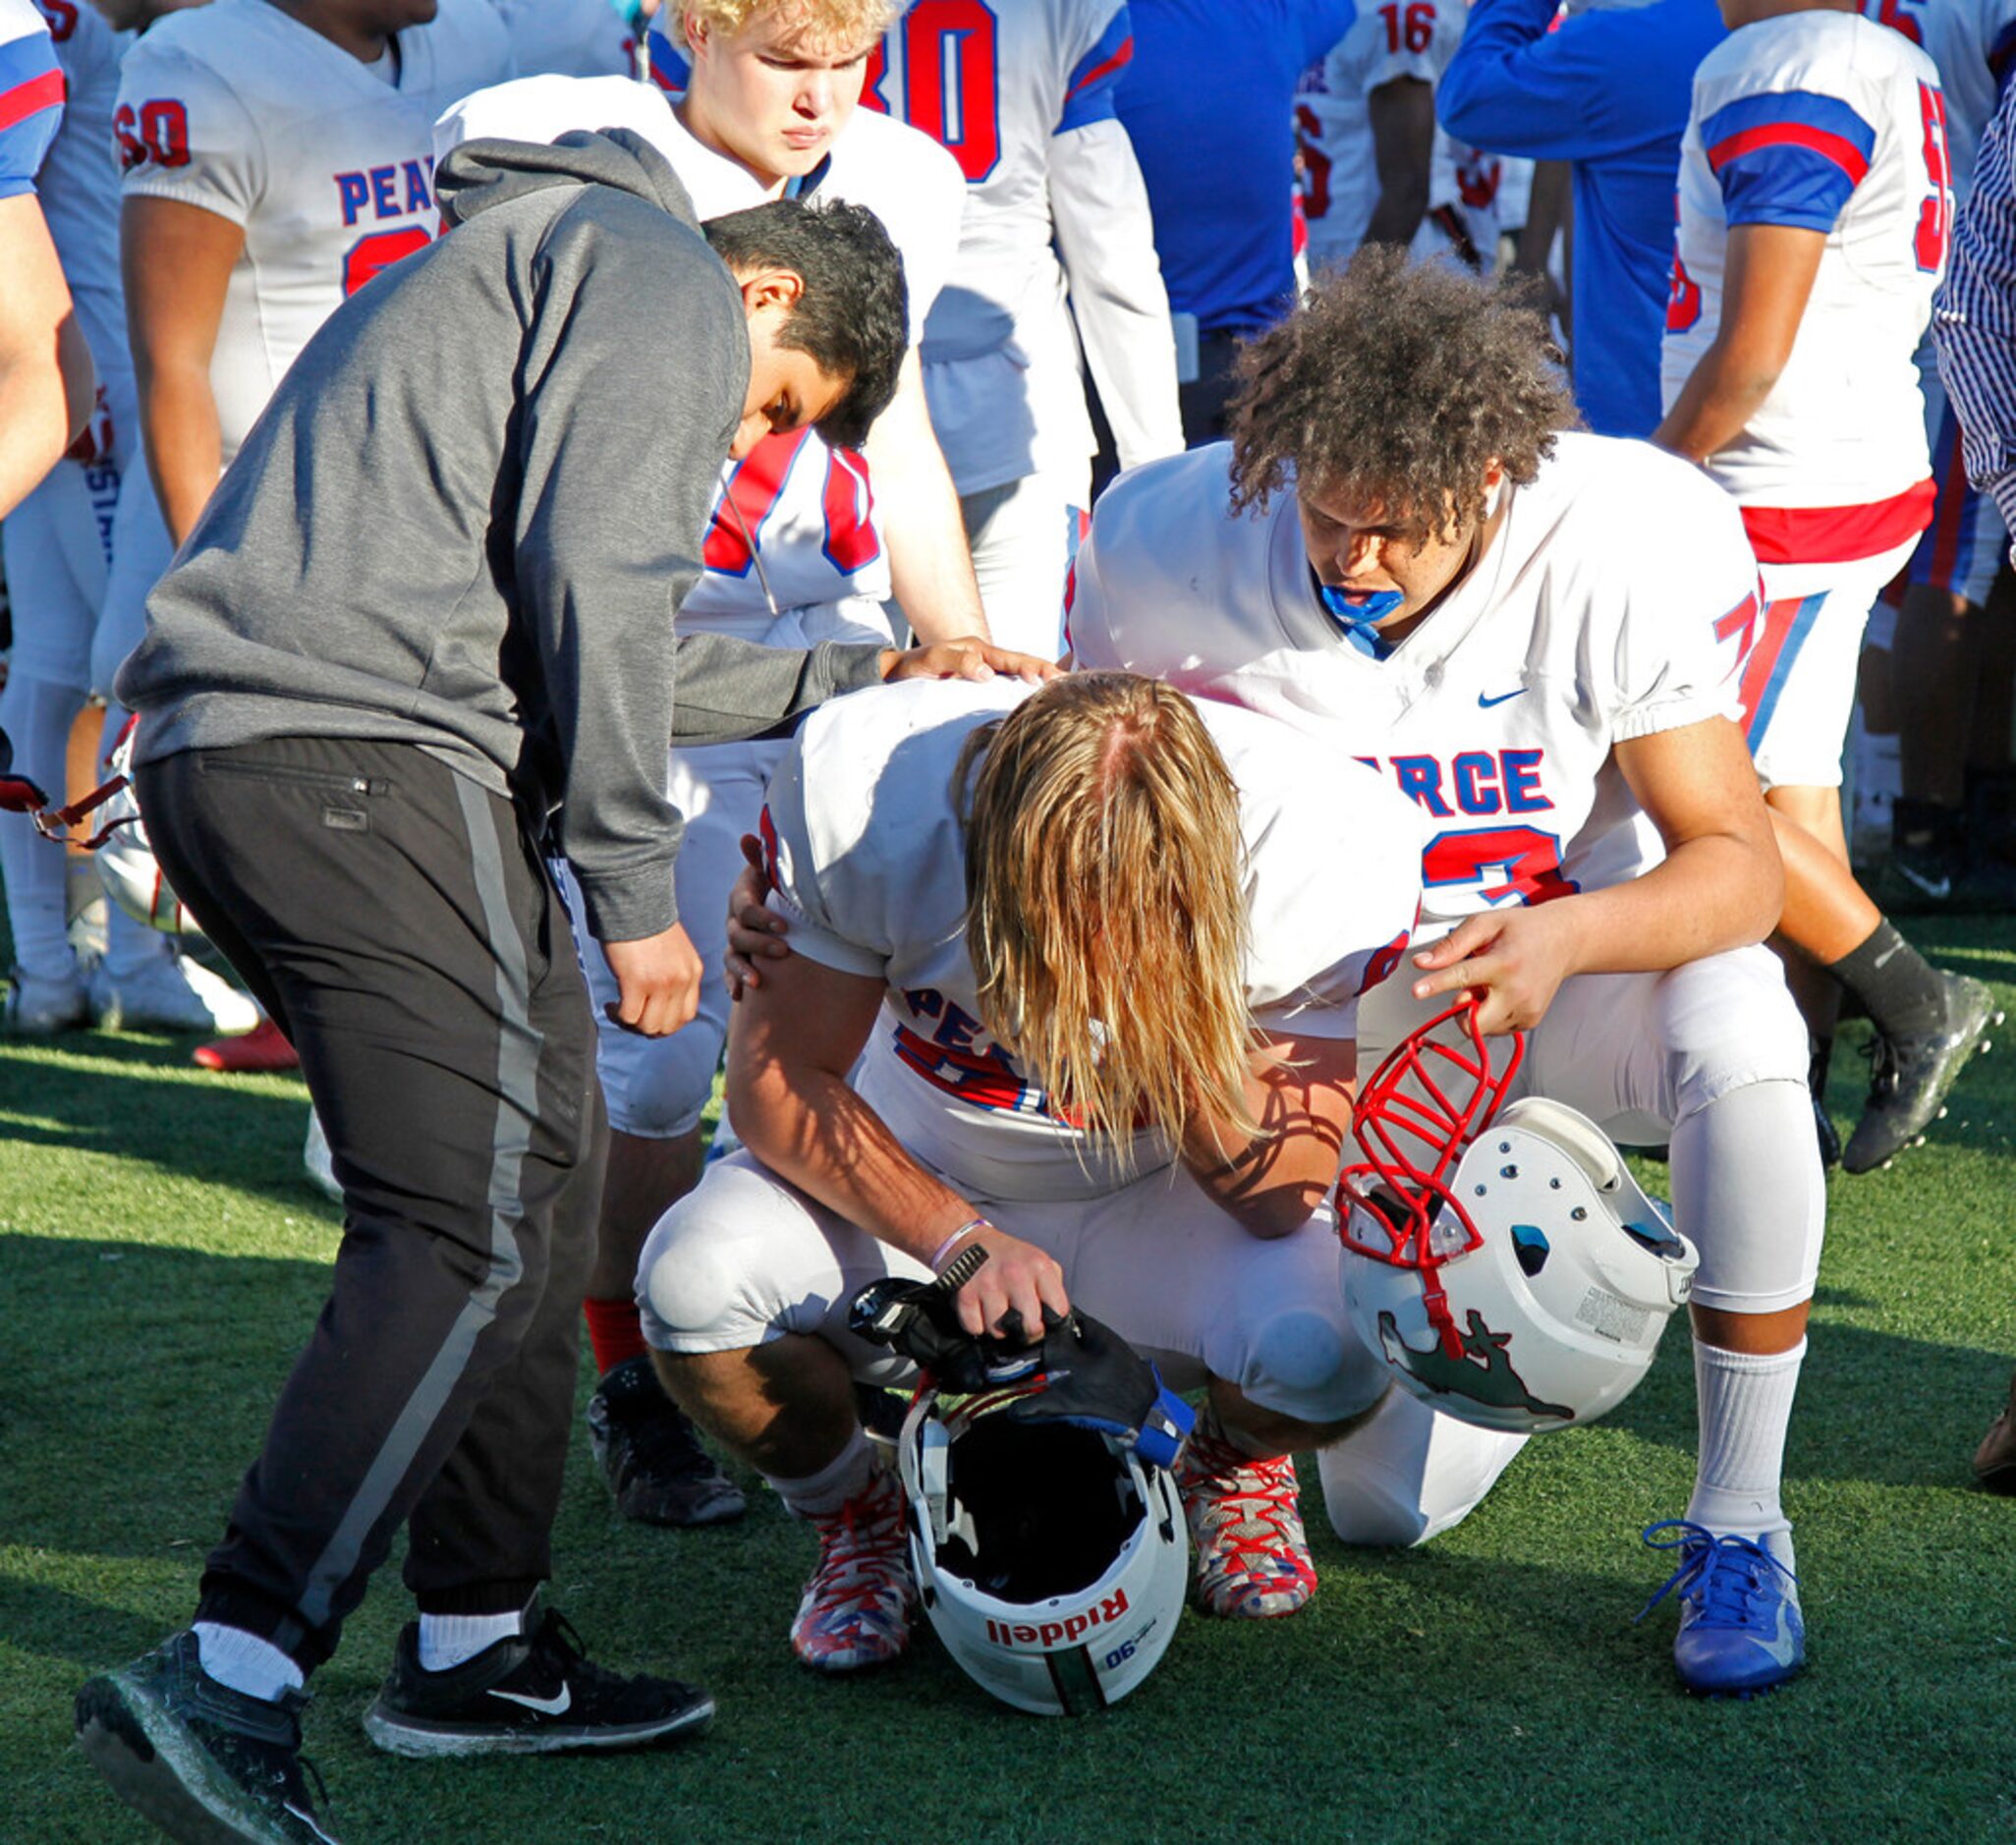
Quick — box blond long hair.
[959,674,1260,1160]
[676,0,898,54]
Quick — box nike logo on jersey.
[489,1685,571,1717]
[1478,688,1527,708]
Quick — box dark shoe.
[363,1602,712,1758]
[1890,800,1964,908]
[587,1354,746,1528]
[1842,973,2002,1174]
[1974,1370,2016,1494]
[75,1632,338,1843]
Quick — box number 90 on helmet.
[1336,1002,1700,1434]
[896,1390,1190,1716]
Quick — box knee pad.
[1231,1303,1388,1428]
[1316,1390,1527,1548]
[618,1015,726,1141]
[1319,1467,1441,1549]
[1656,954,1810,1122]
[637,1202,748,1349]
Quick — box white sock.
[417,1608,524,1673]
[1686,1337,1805,1568]
[193,1621,305,1703]
[767,1426,873,1517]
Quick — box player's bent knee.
[636,1197,775,1353]
[1656,956,1810,1118]
[1232,1305,1388,1426]
[611,1022,725,1140]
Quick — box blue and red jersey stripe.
[1703,87,1876,230]
[1058,6,1134,134]
[0,23,62,196]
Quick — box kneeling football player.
[638,671,1423,1668]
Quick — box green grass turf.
[3,920,2015,1844]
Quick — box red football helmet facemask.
[1335,1000,1527,1358]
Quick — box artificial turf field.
[2,916,2013,1845]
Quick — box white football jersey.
[858,0,1177,490]
[1296,0,1464,267]
[1069,436,1757,927]
[1662,13,1945,534]
[116,0,512,467]
[1864,0,2016,201]
[487,0,634,79]
[30,0,128,418]
[437,67,965,631]
[0,0,60,197]
[758,677,1425,1202]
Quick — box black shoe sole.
[362,1692,714,1759]
[76,1677,331,1845]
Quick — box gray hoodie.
[117,129,882,941]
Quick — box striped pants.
[138,737,604,1672]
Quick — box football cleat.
[1842,972,2002,1175]
[75,1631,340,1844]
[195,1015,301,1073]
[5,964,88,1034]
[1973,1369,2016,1495]
[586,1355,746,1528]
[1637,1521,1804,1698]
[1176,1426,1316,1618]
[789,1467,915,1672]
[91,951,260,1035]
[364,1600,712,1758]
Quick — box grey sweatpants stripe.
[299,780,544,1627]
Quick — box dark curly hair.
[1228,245,1578,546]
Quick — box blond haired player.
[642,672,1423,1668]
[436,0,986,1526]
[1066,252,1822,1699]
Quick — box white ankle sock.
[1686,1338,1805,1564]
[193,1622,304,1703]
[417,1608,525,1673]
[767,1427,873,1517]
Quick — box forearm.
[1652,340,1780,468]
[137,358,223,545]
[1550,831,1782,976]
[878,449,989,643]
[731,1061,979,1264]
[668,633,886,744]
[0,314,92,522]
[1180,1057,1354,1240]
[1437,0,1601,157]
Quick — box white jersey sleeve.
[487,0,635,79]
[1662,13,1942,529]
[0,0,60,197]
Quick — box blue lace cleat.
[1636,1520,1805,1697]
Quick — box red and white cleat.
[789,1468,915,1673]
[1177,1427,1317,1619]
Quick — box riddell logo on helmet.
[984,1590,1131,1649]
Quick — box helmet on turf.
[852,1262,1193,1715]
[1336,1001,1698,1433]
[95,718,201,936]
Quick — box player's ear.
[737,266,807,319]
[1484,457,1505,490]
[681,9,709,57]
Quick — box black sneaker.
[1807,1038,1840,1170]
[1890,800,1963,908]
[1843,972,2003,1174]
[1974,1370,2016,1494]
[75,1631,339,1844]
[587,1354,746,1528]
[363,1602,713,1758]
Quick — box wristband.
[930,1217,989,1273]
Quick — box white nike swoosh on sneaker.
[487,1684,571,1716]
[1892,864,1950,901]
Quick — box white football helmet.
[95,719,202,936]
[1337,1002,1699,1434]
[897,1388,1190,1716]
